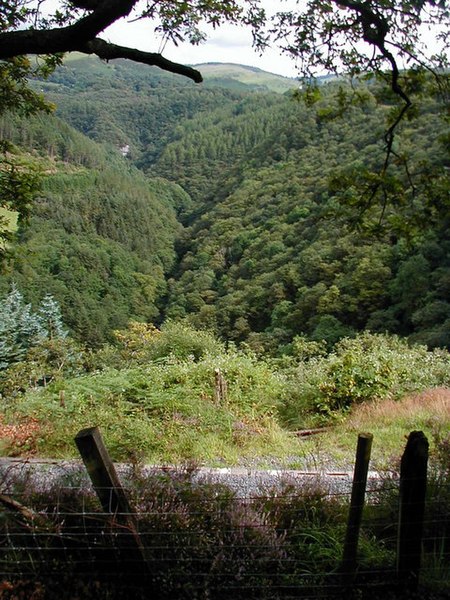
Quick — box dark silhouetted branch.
[0,0,202,82]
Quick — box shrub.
[1,347,295,463]
[113,319,225,365]
[0,337,83,399]
[0,467,398,599]
[280,332,450,428]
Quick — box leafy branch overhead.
[0,1,448,88]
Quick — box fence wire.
[0,463,449,599]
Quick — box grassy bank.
[0,325,448,469]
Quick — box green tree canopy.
[0,1,447,87]
[0,284,66,369]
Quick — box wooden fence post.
[397,430,429,590]
[214,368,228,404]
[342,432,373,577]
[74,426,150,576]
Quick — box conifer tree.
[37,294,68,341]
[0,284,45,369]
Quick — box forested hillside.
[2,56,449,351]
[0,111,186,345]
[35,54,263,171]
[152,82,449,351]
[1,5,449,596]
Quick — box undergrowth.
[0,462,448,599]
[0,325,449,466]
[279,333,450,429]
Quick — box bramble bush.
[280,332,450,428]
[112,320,225,365]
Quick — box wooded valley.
[1,55,449,350]
[1,2,449,595]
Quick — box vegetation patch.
[279,333,450,428]
[1,317,448,468]
[0,207,18,233]
[1,461,448,599]
[0,322,301,463]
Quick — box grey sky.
[105,12,300,78]
[103,0,447,79]
[37,1,448,79]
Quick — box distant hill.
[52,54,299,93]
[194,63,299,93]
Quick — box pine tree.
[37,294,68,340]
[0,284,45,369]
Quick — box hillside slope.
[3,57,450,350]
[35,54,260,168]
[0,111,187,345]
[150,82,449,349]
[194,62,299,93]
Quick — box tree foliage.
[2,57,448,350]
[0,284,69,369]
[0,1,448,253]
[0,54,59,258]
[147,75,448,350]
[0,106,188,345]
[0,284,84,397]
[0,1,447,86]
[0,283,44,369]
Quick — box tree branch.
[79,39,203,82]
[0,0,202,83]
[0,493,51,529]
[70,0,102,9]
[0,0,137,56]
[330,0,411,105]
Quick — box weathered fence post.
[397,430,429,591]
[75,426,150,576]
[214,368,228,404]
[342,432,373,578]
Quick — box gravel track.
[0,457,390,500]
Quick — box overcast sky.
[105,15,300,78]
[35,0,300,76]
[103,5,446,80]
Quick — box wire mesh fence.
[1,458,449,599]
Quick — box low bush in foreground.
[0,465,448,599]
[0,325,448,465]
[0,349,298,463]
